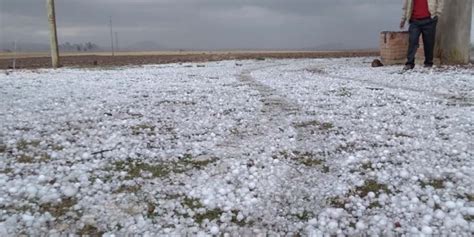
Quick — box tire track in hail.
[216,65,341,229]
[306,67,473,107]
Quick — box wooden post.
[47,0,60,68]
[436,0,472,64]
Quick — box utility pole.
[436,0,472,64]
[46,0,60,68]
[12,41,17,70]
[109,16,115,56]
[115,32,119,52]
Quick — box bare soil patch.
[0,51,378,70]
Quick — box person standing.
[400,0,444,70]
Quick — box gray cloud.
[0,0,472,50]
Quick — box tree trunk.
[435,0,472,64]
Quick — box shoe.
[424,64,433,68]
[403,64,414,71]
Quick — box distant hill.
[302,42,377,51]
[0,41,103,53]
[124,41,166,51]
[1,42,49,52]
[303,43,348,51]
[59,42,101,52]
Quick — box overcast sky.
[0,0,473,50]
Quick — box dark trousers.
[406,17,438,67]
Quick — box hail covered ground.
[0,58,473,235]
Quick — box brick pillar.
[380,31,425,65]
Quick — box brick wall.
[380,31,425,65]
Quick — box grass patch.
[299,153,324,167]
[16,153,50,163]
[182,197,223,224]
[39,198,77,218]
[183,154,217,165]
[349,222,357,229]
[335,142,357,153]
[434,203,442,210]
[113,185,141,194]
[300,158,323,167]
[156,100,196,106]
[112,155,218,179]
[181,154,218,169]
[464,215,474,222]
[77,225,104,236]
[14,127,31,131]
[355,180,391,198]
[127,112,144,118]
[256,57,266,61]
[194,208,224,224]
[306,68,325,74]
[328,196,350,210]
[131,124,156,136]
[16,139,41,151]
[16,153,51,164]
[357,162,375,175]
[294,120,334,131]
[466,194,474,202]
[17,154,35,163]
[39,153,51,162]
[0,167,13,174]
[49,144,64,151]
[328,196,348,209]
[320,122,334,130]
[368,201,382,209]
[293,210,312,221]
[7,204,35,214]
[336,87,352,97]
[147,202,157,218]
[361,162,374,171]
[183,197,205,210]
[394,133,413,138]
[328,181,390,209]
[274,150,328,172]
[0,144,6,153]
[113,160,172,179]
[420,179,445,189]
[293,120,319,128]
[230,210,249,226]
[14,140,51,164]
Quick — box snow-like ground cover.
[0,58,473,236]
